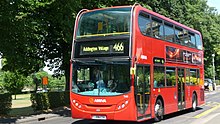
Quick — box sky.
[207,0,220,13]
[43,66,54,75]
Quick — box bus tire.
[192,93,197,111]
[213,84,216,90]
[154,98,164,121]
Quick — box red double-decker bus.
[70,4,204,122]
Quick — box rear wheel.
[213,84,216,90]
[192,94,197,111]
[154,99,164,121]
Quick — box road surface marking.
[194,103,220,118]
[191,113,220,124]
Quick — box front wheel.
[154,99,164,121]
[213,84,216,90]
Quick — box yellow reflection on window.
[98,22,103,31]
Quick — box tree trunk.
[61,41,71,91]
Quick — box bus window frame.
[165,67,176,87]
[151,16,164,40]
[195,34,203,50]
[153,65,165,88]
[188,32,196,48]
[164,21,175,43]
[138,12,152,36]
[185,68,200,86]
[174,26,184,44]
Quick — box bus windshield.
[72,61,130,96]
[76,7,131,39]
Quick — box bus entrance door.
[177,68,185,110]
[135,65,151,120]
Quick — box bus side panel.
[198,67,205,106]
[152,87,178,115]
[198,88,205,106]
[184,86,203,109]
[192,86,205,107]
[184,85,192,109]
[163,87,178,114]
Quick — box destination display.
[166,46,202,64]
[74,39,129,57]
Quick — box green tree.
[0,71,4,93]
[1,0,220,92]
[3,71,29,99]
[0,0,44,76]
[48,76,65,91]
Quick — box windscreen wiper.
[72,59,90,65]
[95,59,113,64]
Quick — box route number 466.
[113,42,124,52]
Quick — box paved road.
[3,87,220,124]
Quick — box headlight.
[72,99,83,109]
[116,100,129,111]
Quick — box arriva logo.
[94,99,107,103]
[89,98,94,104]
[89,98,107,103]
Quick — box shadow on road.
[162,107,203,120]
[0,117,17,124]
[52,107,71,117]
[72,119,154,124]
[0,106,71,124]
[71,107,203,124]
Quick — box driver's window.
[77,68,90,81]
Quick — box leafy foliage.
[0,71,4,93]
[31,91,69,111]
[0,93,12,115]
[0,0,44,76]
[0,0,220,91]
[33,70,66,91]
[3,71,29,99]
[31,92,50,111]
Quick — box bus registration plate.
[92,115,107,120]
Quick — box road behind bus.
[7,86,220,124]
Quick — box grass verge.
[9,94,34,117]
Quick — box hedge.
[31,92,50,111]
[31,91,70,111]
[0,93,12,115]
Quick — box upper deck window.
[152,17,164,39]
[137,11,203,50]
[76,7,131,39]
[188,32,196,48]
[174,26,184,44]
[138,13,151,36]
[195,34,202,50]
[164,22,175,42]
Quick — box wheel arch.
[155,95,164,110]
